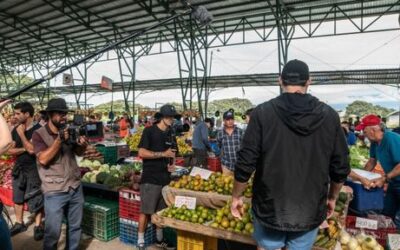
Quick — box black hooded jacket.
[235,93,350,232]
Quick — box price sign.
[388,234,400,250]
[355,217,378,230]
[190,167,212,180]
[174,196,196,210]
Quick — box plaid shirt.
[217,126,243,171]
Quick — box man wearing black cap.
[31,98,88,250]
[137,104,178,249]
[217,110,243,176]
[231,60,350,249]
[8,101,44,240]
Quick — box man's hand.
[326,198,336,218]
[360,177,373,190]
[231,196,244,220]
[16,124,25,136]
[167,164,176,173]
[0,99,12,111]
[163,148,176,158]
[372,177,386,188]
[77,136,89,147]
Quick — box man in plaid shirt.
[217,110,244,176]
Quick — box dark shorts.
[12,164,43,213]
[140,183,166,215]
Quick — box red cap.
[355,114,381,131]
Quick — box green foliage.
[93,100,148,115]
[206,98,254,116]
[345,100,395,118]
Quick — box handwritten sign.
[355,217,378,230]
[190,167,212,180]
[387,234,400,250]
[174,196,196,210]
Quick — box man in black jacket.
[231,60,350,250]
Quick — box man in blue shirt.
[341,121,357,145]
[192,118,213,168]
[351,114,400,228]
[217,111,243,176]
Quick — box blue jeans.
[383,183,400,229]
[0,205,12,250]
[43,185,84,250]
[253,217,319,250]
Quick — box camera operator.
[137,104,178,250]
[31,98,88,250]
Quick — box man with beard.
[32,98,88,250]
[8,102,44,240]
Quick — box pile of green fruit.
[334,192,348,216]
[169,173,253,197]
[210,201,254,235]
[161,205,216,224]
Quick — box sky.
[40,14,400,111]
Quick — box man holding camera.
[8,102,44,240]
[32,98,88,250]
[137,104,178,250]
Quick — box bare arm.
[138,148,175,159]
[18,130,35,154]
[8,146,25,156]
[232,180,247,199]
[328,181,343,200]
[364,158,377,171]
[0,114,12,155]
[37,137,62,167]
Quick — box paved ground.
[4,205,159,250]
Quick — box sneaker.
[10,222,27,236]
[137,243,146,250]
[34,225,44,241]
[156,239,168,249]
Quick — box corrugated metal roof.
[1,0,399,67]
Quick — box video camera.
[60,115,104,145]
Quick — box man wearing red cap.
[351,114,400,228]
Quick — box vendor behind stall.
[349,114,400,229]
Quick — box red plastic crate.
[346,216,397,246]
[119,189,141,222]
[207,157,221,172]
[0,187,28,210]
[175,157,185,167]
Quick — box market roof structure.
[1,0,399,115]
[1,0,399,67]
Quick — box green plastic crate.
[82,196,119,241]
[164,227,177,247]
[96,145,118,165]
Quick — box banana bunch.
[177,137,192,156]
[124,130,143,152]
[314,218,340,250]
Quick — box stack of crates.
[119,218,156,246]
[119,189,157,247]
[82,196,119,241]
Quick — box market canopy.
[1,0,399,68]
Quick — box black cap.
[160,104,178,118]
[45,98,72,113]
[281,59,309,85]
[223,111,234,120]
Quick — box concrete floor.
[5,206,159,250]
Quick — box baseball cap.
[281,59,310,85]
[355,114,382,131]
[223,111,234,120]
[159,104,179,118]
